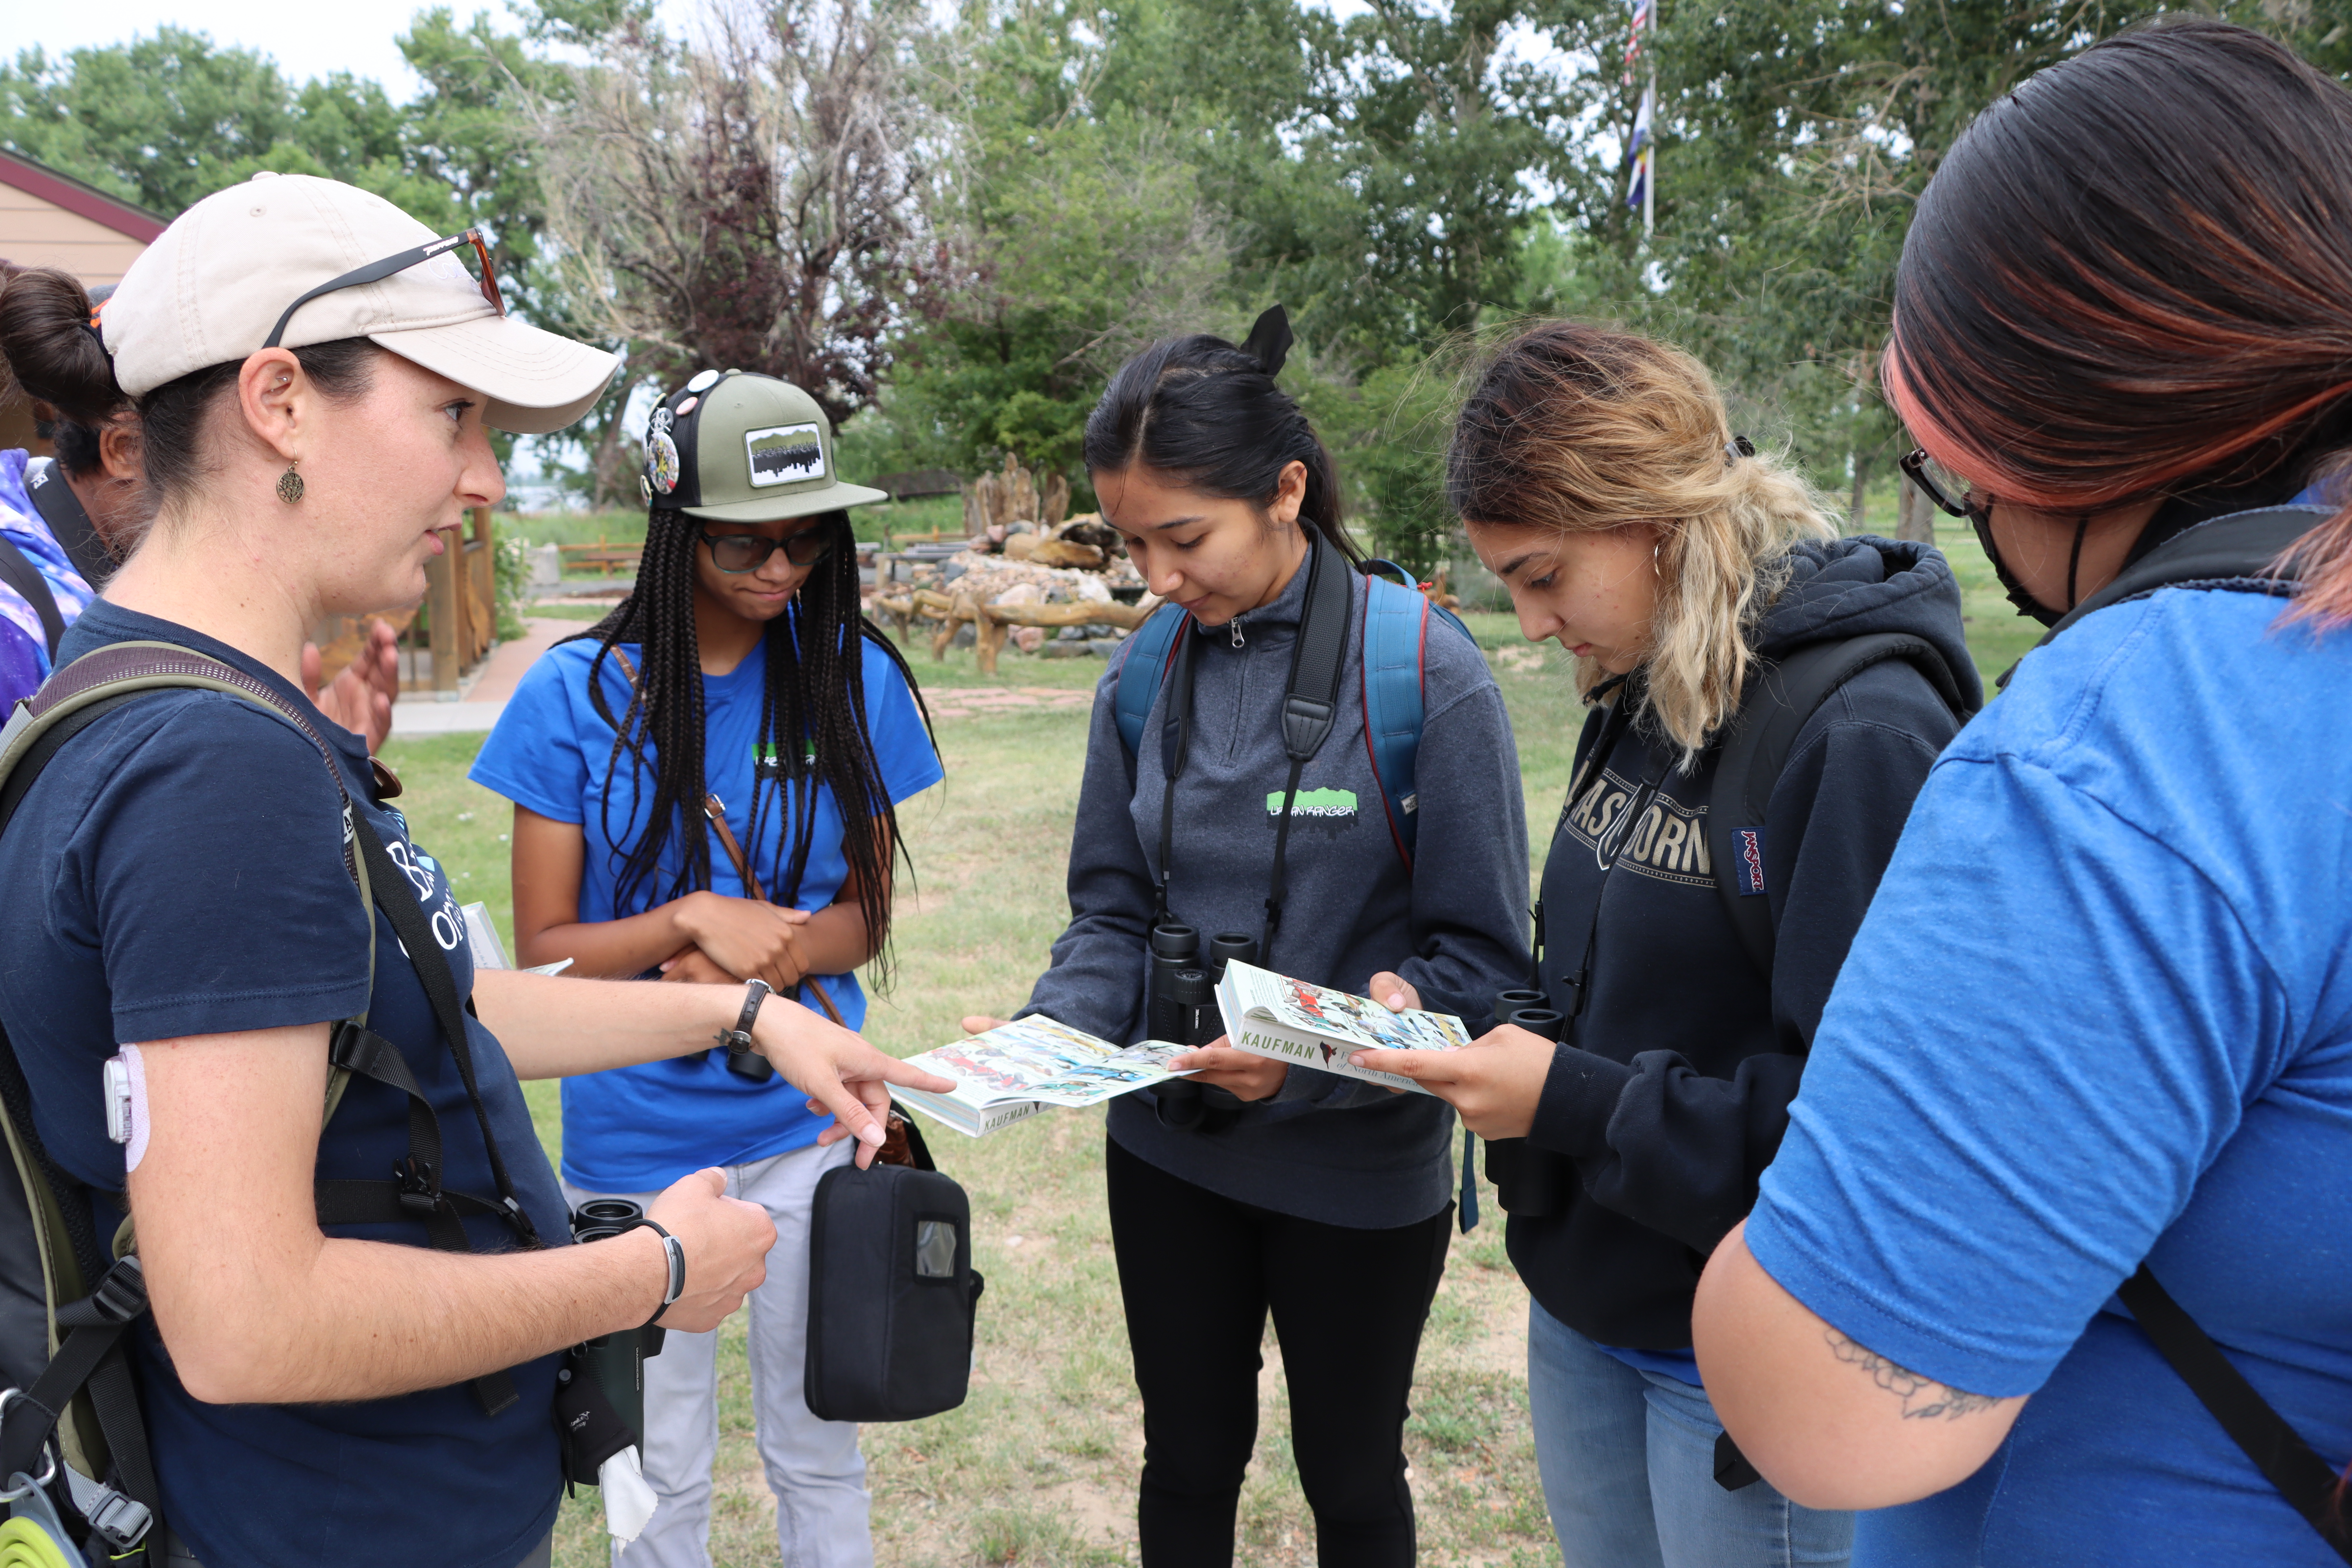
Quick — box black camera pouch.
[554,1351,637,1488]
[804,1162,985,1422]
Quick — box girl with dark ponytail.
[965,310,1533,1567]
[472,371,940,1567]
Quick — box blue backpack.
[1111,559,1471,870]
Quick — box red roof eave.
[0,150,167,244]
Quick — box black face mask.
[1971,508,2089,628]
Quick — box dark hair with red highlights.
[1885,17,2352,624]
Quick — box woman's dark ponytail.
[0,263,375,511]
[0,266,129,426]
[1083,306,1361,565]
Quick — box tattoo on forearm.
[1826,1333,2001,1421]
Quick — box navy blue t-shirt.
[0,602,569,1567]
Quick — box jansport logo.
[745,422,826,487]
[1735,826,1767,897]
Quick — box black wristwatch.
[715,979,777,1082]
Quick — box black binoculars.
[568,1199,667,1445]
[1148,923,1256,1132]
[1481,989,1569,1218]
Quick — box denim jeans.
[1526,1300,1853,1568]
[567,1138,871,1568]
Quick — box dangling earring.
[277,461,304,505]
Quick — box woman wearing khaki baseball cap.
[0,174,950,1567]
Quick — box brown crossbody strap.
[606,645,850,1029]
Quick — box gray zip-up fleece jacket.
[1019,548,1531,1228]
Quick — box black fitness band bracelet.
[636,1219,686,1327]
[713,978,772,1055]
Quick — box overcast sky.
[19,0,1380,100]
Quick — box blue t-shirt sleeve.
[1745,748,2292,1398]
[861,639,942,805]
[80,699,374,1040]
[470,644,599,825]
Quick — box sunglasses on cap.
[700,522,839,573]
[263,229,505,351]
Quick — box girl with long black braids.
[473,371,940,1568]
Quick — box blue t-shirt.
[470,629,941,1191]
[0,601,570,1568]
[1746,585,2352,1567]
[0,449,96,711]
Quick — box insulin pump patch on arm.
[103,1047,151,1173]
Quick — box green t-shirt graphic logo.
[1267,787,1358,819]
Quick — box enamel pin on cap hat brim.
[101,173,616,436]
[642,371,888,522]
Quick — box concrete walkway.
[389,615,577,737]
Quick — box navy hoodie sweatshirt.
[1512,536,1981,1349]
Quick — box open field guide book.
[1218,959,1469,1093]
[891,1018,1195,1137]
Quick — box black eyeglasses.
[264,228,506,350]
[701,524,838,573]
[1897,447,1987,520]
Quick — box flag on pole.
[1627,75,1656,234]
[1623,0,1652,85]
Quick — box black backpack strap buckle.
[394,1156,443,1215]
[501,1196,542,1249]
[87,1256,146,1325]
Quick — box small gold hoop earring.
[276,462,304,505]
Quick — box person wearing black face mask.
[1899,442,2325,635]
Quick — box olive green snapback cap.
[641,370,887,521]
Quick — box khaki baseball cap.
[102,173,616,435]
[641,370,887,521]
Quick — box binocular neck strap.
[1153,542,1353,965]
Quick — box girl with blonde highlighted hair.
[1351,319,1979,1568]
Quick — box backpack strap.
[1360,572,1429,868]
[2117,1266,2352,1562]
[0,533,65,661]
[1113,603,1190,758]
[1706,633,1974,979]
[0,643,533,1439]
[1997,505,2324,690]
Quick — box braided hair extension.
[565,506,934,991]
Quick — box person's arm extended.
[1364,706,1947,1246]
[511,806,874,991]
[129,1024,778,1406]
[1692,1221,2025,1509]
[469,967,950,1150]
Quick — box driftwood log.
[971,596,1158,674]
[876,588,1160,672]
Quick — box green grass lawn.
[377,516,2024,1566]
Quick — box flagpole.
[1644,66,1657,239]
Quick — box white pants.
[566,1139,873,1568]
